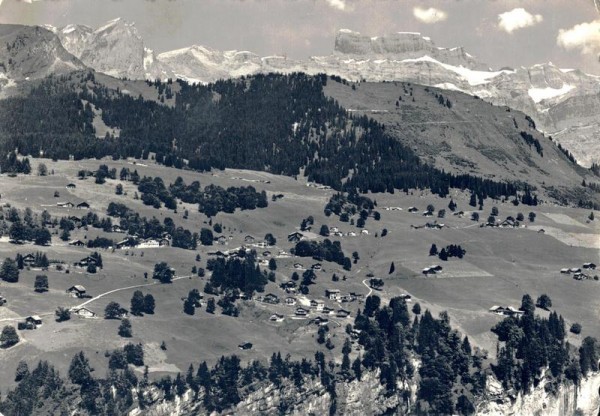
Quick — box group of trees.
[491,294,577,393]
[107,202,198,250]
[206,252,267,296]
[130,291,155,316]
[292,239,352,270]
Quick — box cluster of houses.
[560,263,597,280]
[422,265,443,275]
[57,201,90,209]
[411,221,445,230]
[489,305,524,317]
[481,216,522,228]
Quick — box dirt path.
[73,275,193,310]
[362,278,373,297]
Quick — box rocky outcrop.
[478,373,600,416]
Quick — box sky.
[0,0,599,74]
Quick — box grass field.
[0,157,597,393]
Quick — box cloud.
[557,20,600,56]
[413,6,447,24]
[324,0,346,11]
[498,8,543,33]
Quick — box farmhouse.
[285,297,297,306]
[69,239,85,247]
[295,307,309,316]
[293,263,304,270]
[0,295,6,306]
[422,211,433,217]
[77,202,90,209]
[560,268,570,274]
[500,218,517,228]
[139,239,161,248]
[312,263,322,271]
[66,183,76,189]
[244,235,255,244]
[330,227,339,233]
[288,232,304,243]
[322,306,334,315]
[583,263,597,270]
[399,294,412,302]
[422,267,437,275]
[347,232,357,237]
[57,201,74,208]
[73,307,96,318]
[216,236,228,245]
[112,225,125,233]
[67,285,86,298]
[570,268,582,273]
[325,289,340,300]
[340,294,355,303]
[269,313,285,322]
[262,250,272,257]
[238,342,253,350]
[361,229,369,235]
[408,207,418,213]
[425,222,444,230]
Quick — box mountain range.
[0,18,599,167]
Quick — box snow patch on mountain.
[528,84,575,103]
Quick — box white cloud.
[557,20,600,55]
[498,8,543,33]
[413,6,447,24]
[324,0,346,11]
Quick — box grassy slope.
[324,80,597,203]
[0,158,597,394]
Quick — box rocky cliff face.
[0,24,85,90]
[479,373,600,416]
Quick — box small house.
[347,232,357,237]
[408,207,418,213]
[325,289,340,300]
[269,313,285,322]
[422,211,433,217]
[73,307,96,318]
[77,202,90,209]
[310,300,325,311]
[330,227,339,233]
[57,202,74,208]
[285,297,297,306]
[288,232,304,243]
[340,294,355,303]
[76,256,98,267]
[336,309,351,318]
[295,307,309,316]
[0,295,6,306]
[262,250,272,257]
[313,316,329,326]
[158,238,170,247]
[570,267,582,273]
[399,294,412,302]
[422,267,436,275]
[360,229,369,235]
[22,254,36,267]
[112,225,125,233]
[583,263,597,270]
[560,268,570,274]
[66,183,76,189]
[116,238,137,249]
[69,239,85,247]
[322,306,335,315]
[67,285,86,298]
[538,229,546,234]
[244,235,255,244]
[312,263,322,271]
[238,342,253,350]
[26,315,43,327]
[263,293,280,304]
[293,263,304,270]
[216,236,228,245]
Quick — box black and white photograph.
[0,0,598,414]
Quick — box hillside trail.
[0,275,194,323]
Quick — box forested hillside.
[0,71,552,202]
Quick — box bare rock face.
[0,24,85,83]
[333,29,485,70]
